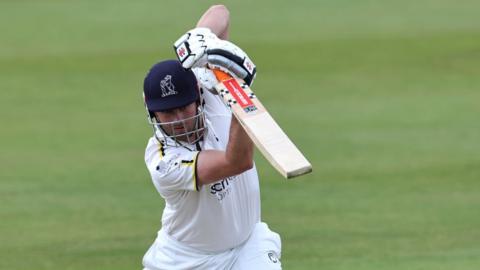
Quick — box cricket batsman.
[141,5,282,270]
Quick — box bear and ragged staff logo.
[160,75,178,97]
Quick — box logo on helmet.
[160,75,178,97]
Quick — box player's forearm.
[225,117,254,172]
[196,118,253,186]
[196,5,230,40]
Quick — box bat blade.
[212,69,312,179]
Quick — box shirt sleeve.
[145,139,200,193]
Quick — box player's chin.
[175,133,194,143]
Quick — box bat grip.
[212,69,232,82]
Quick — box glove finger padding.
[174,28,218,69]
[206,41,256,86]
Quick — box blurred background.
[1,0,479,269]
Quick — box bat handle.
[212,69,232,82]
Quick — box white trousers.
[142,222,282,270]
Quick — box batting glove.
[174,27,218,69]
[206,40,257,86]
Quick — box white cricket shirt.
[144,69,261,252]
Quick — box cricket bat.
[212,69,312,179]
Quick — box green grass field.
[1,0,479,269]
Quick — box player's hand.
[206,40,257,86]
[174,27,218,69]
